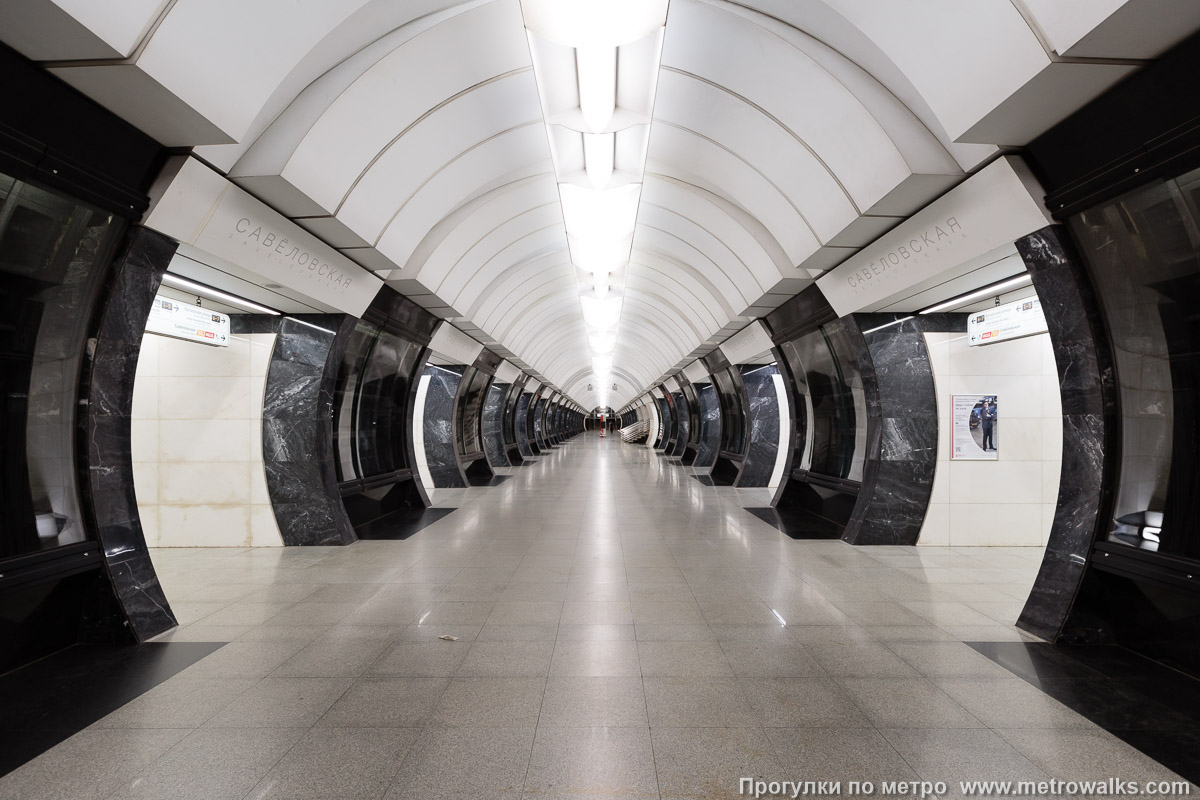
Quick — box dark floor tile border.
[355,507,456,540]
[745,507,843,540]
[469,474,511,487]
[692,474,715,486]
[0,642,223,777]
[969,641,1200,784]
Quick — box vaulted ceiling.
[3,0,1195,408]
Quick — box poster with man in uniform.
[951,395,998,460]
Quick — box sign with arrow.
[145,294,230,347]
[967,295,1047,347]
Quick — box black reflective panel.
[533,397,547,443]
[333,323,421,481]
[333,322,376,479]
[0,174,124,559]
[1071,166,1200,560]
[711,367,745,455]
[456,367,489,458]
[501,381,523,446]
[778,321,865,481]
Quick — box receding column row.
[615,240,1074,555]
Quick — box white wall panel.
[919,331,1061,548]
[132,332,282,547]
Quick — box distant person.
[980,400,996,451]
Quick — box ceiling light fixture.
[919,273,1034,314]
[583,133,615,189]
[160,273,281,315]
[576,46,617,133]
[521,0,669,398]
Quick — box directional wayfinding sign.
[967,295,1047,347]
[145,294,230,347]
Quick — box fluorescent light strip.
[286,317,336,336]
[161,273,281,315]
[919,274,1033,315]
[521,1,669,401]
[860,316,916,335]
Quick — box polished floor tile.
[524,726,659,799]
[5,436,1191,799]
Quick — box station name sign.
[817,156,1053,317]
[146,156,383,317]
[842,216,963,292]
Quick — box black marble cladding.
[678,377,702,464]
[83,227,178,641]
[501,376,528,464]
[694,383,721,468]
[655,396,671,450]
[515,392,535,458]
[737,364,781,487]
[1014,226,1117,642]
[422,365,468,488]
[533,397,549,450]
[841,314,944,546]
[671,391,690,457]
[262,314,357,546]
[482,382,509,467]
[543,399,559,445]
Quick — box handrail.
[619,419,650,444]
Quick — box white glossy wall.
[920,331,1062,547]
[131,331,283,547]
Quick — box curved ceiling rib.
[22,0,1181,409]
[229,0,968,410]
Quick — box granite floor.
[1,434,1192,800]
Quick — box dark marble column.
[422,365,468,488]
[515,392,535,457]
[661,385,680,452]
[737,364,781,487]
[83,227,178,642]
[679,378,702,464]
[841,315,946,546]
[763,285,840,508]
[262,314,356,546]
[483,382,509,467]
[694,383,721,468]
[655,395,671,450]
[670,391,690,457]
[533,396,549,450]
[542,397,559,446]
[1015,225,1117,641]
[502,375,528,464]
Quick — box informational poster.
[145,294,230,347]
[967,295,1048,346]
[951,395,998,460]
